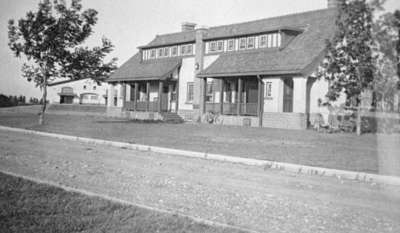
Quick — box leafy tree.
[8,0,117,124]
[318,0,375,135]
[372,7,400,111]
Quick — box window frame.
[216,41,224,51]
[247,37,255,49]
[209,41,217,52]
[171,46,178,56]
[239,38,247,50]
[186,82,194,103]
[259,35,267,48]
[227,39,235,51]
[158,48,163,57]
[150,49,156,58]
[163,47,170,57]
[265,82,272,98]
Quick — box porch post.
[201,77,207,114]
[237,77,243,115]
[168,84,173,111]
[133,82,138,111]
[158,80,163,112]
[146,81,150,111]
[257,76,264,127]
[219,79,224,114]
[120,83,126,109]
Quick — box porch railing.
[205,102,258,116]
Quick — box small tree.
[8,0,116,124]
[318,0,375,135]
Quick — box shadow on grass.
[0,172,247,233]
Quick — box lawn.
[0,172,245,233]
[0,109,388,174]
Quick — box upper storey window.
[150,49,156,58]
[217,41,224,51]
[227,39,235,51]
[171,46,178,56]
[239,38,247,50]
[209,41,217,52]
[259,35,267,48]
[158,48,163,57]
[247,37,255,49]
[163,47,169,57]
[180,44,193,55]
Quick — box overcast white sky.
[0,0,399,98]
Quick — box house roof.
[108,8,337,82]
[107,53,182,82]
[198,8,337,77]
[48,77,106,87]
[141,8,335,49]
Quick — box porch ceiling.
[107,53,182,83]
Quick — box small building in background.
[47,78,108,105]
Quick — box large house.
[106,0,345,129]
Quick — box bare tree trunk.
[356,104,362,136]
[38,76,47,125]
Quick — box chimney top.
[181,22,196,32]
[327,0,338,8]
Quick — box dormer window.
[259,35,267,48]
[171,46,178,56]
[239,38,247,50]
[209,41,217,52]
[217,41,224,51]
[247,37,255,49]
[150,49,156,58]
[227,39,235,51]
[163,47,169,57]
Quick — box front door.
[161,85,169,111]
[283,78,293,112]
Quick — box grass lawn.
[0,172,245,233]
[0,109,385,174]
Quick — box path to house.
[0,106,397,174]
[1,129,400,233]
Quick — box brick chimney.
[181,22,196,32]
[327,0,338,8]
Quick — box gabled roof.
[107,53,182,82]
[198,8,337,77]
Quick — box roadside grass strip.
[0,170,256,233]
[1,125,400,186]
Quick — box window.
[217,41,224,51]
[180,45,186,55]
[259,35,267,48]
[209,41,217,52]
[247,37,255,49]
[158,48,163,57]
[150,49,156,58]
[186,44,193,54]
[93,86,96,90]
[90,95,98,100]
[187,82,194,102]
[265,82,272,98]
[163,47,169,57]
[267,34,273,47]
[61,87,73,93]
[227,39,235,51]
[239,38,247,50]
[171,46,178,56]
[83,85,87,90]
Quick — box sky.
[0,0,399,99]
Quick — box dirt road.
[0,130,399,233]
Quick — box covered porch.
[200,76,264,125]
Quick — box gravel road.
[0,130,399,233]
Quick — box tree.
[371,8,400,111]
[318,0,375,135]
[8,0,117,124]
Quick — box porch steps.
[161,112,184,123]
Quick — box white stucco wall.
[47,79,107,105]
[263,78,283,112]
[293,77,307,113]
[178,57,195,110]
